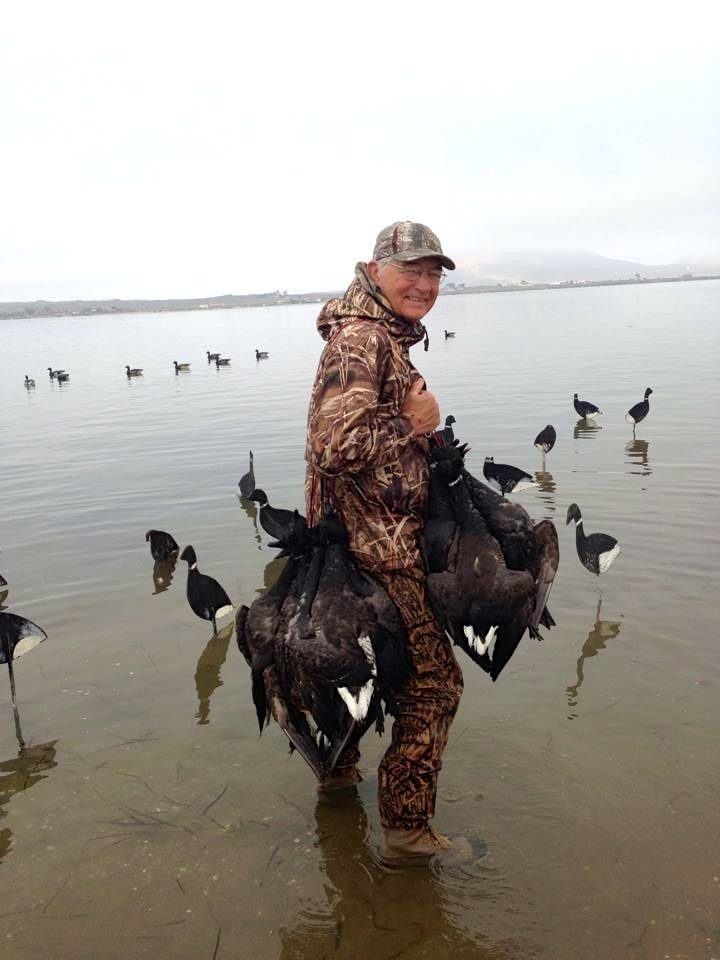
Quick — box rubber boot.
[379,824,472,868]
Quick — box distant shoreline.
[1,273,718,321]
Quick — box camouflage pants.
[335,565,464,829]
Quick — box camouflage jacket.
[305,264,431,574]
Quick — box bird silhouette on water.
[126,365,143,378]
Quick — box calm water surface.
[2,281,719,959]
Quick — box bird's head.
[249,488,267,506]
[566,503,582,525]
[430,442,468,484]
[645,387,653,398]
[180,545,197,565]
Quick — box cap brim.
[390,249,456,271]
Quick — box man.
[305,221,464,866]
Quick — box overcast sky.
[1,0,718,300]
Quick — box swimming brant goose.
[126,365,143,377]
[24,375,36,388]
[145,529,180,562]
[255,349,269,360]
[206,351,221,362]
[444,330,455,339]
[173,361,191,373]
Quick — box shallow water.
[2,280,719,959]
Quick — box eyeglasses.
[394,265,446,287]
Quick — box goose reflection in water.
[574,418,602,440]
[566,600,622,719]
[194,622,233,724]
[238,496,262,550]
[534,470,556,515]
[151,557,177,595]
[625,438,651,477]
[278,793,506,960]
[0,736,59,864]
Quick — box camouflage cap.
[372,221,455,271]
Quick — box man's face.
[368,256,443,322]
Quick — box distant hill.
[1,251,718,319]
[454,250,720,285]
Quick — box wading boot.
[379,824,472,868]
[317,766,362,797]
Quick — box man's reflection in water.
[260,556,286,595]
[566,599,622,718]
[277,791,510,960]
[194,623,233,724]
[151,557,177,595]
[238,498,262,550]
[534,470,556,515]
[0,738,58,864]
[573,418,602,440]
[625,438,651,476]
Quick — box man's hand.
[401,378,440,435]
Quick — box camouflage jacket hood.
[305,265,431,574]
[316,263,429,351]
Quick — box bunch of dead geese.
[218,423,559,779]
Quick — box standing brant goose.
[1,611,47,708]
[483,457,537,494]
[179,546,233,635]
[238,451,256,499]
[573,394,602,419]
[534,425,556,455]
[566,503,620,580]
[625,387,653,432]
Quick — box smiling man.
[305,221,465,867]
